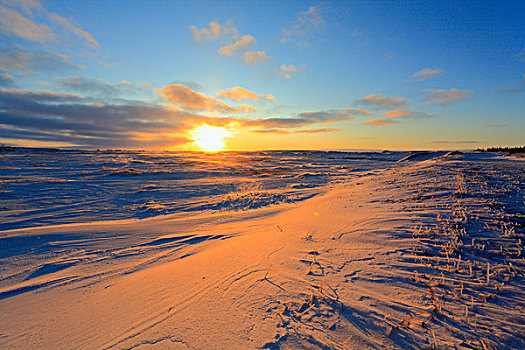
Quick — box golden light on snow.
[190,124,232,152]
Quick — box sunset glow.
[190,124,232,152]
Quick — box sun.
[190,124,232,152]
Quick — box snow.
[0,149,524,349]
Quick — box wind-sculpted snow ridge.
[0,150,523,349]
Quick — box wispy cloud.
[7,0,45,16]
[218,35,255,56]
[424,88,469,105]
[517,48,525,62]
[0,72,14,86]
[380,109,434,119]
[430,140,480,144]
[488,124,507,128]
[217,86,274,101]
[0,46,80,73]
[361,119,400,126]
[405,68,443,84]
[351,29,369,47]
[298,108,372,119]
[242,51,270,65]
[498,74,525,94]
[356,94,409,109]
[243,108,361,133]
[49,13,100,49]
[98,61,119,69]
[168,81,204,91]
[1,87,84,103]
[383,52,394,61]
[55,76,150,100]
[280,4,325,47]
[252,127,339,134]
[189,20,237,42]
[380,109,412,118]
[157,84,255,114]
[279,64,304,80]
[0,4,55,43]
[0,0,100,48]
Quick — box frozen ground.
[0,149,524,349]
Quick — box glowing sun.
[190,124,232,152]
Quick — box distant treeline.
[476,146,525,154]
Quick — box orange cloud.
[281,64,298,73]
[157,84,255,114]
[236,104,256,112]
[380,109,435,119]
[189,20,237,42]
[424,88,469,105]
[340,107,373,116]
[380,109,412,118]
[217,86,275,101]
[356,94,409,109]
[279,64,300,79]
[361,119,400,126]
[218,35,255,56]
[406,68,443,83]
[243,51,270,65]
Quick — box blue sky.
[0,0,523,150]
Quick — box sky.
[0,0,523,151]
